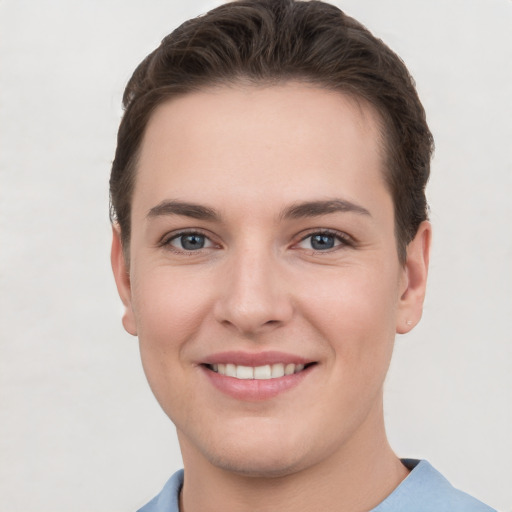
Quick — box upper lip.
[202,351,314,367]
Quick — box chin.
[206,447,305,478]
[181,420,314,478]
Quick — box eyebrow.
[281,199,371,219]
[146,198,370,222]
[147,200,220,220]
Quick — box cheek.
[129,268,214,405]
[132,267,212,343]
[298,265,400,367]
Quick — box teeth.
[284,363,295,376]
[254,365,272,379]
[226,363,237,377]
[212,363,307,379]
[271,363,284,378]
[236,365,254,379]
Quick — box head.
[110,0,432,481]
[110,0,433,265]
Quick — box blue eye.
[297,231,349,251]
[310,234,336,250]
[168,233,213,251]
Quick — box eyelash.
[160,230,216,253]
[295,229,354,252]
[159,228,354,254]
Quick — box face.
[112,84,430,477]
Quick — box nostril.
[213,277,294,334]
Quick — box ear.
[396,221,431,334]
[111,225,137,336]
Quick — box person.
[109,1,496,510]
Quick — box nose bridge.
[214,239,292,334]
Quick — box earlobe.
[111,225,138,336]
[396,221,431,334]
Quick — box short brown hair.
[110,0,433,263]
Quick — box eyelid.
[159,228,219,251]
[157,227,354,252]
[293,228,355,251]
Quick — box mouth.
[200,351,318,400]
[204,362,316,380]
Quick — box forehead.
[134,83,388,212]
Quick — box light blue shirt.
[138,459,495,512]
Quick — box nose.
[213,247,294,336]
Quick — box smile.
[201,352,317,400]
[207,363,307,380]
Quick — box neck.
[178,401,409,512]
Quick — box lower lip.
[201,365,314,401]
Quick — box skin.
[112,83,431,512]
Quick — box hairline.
[115,78,408,265]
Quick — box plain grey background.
[0,1,511,511]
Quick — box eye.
[296,231,351,251]
[166,232,215,251]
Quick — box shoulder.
[136,463,496,512]
[137,469,183,512]
[372,459,496,512]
